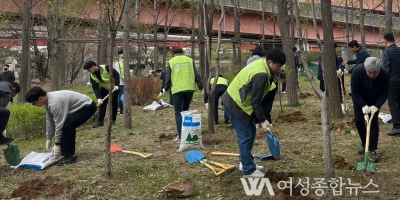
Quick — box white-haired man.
[351,57,389,162]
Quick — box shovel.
[266,127,280,160]
[210,151,275,160]
[97,87,118,107]
[110,143,153,159]
[186,150,228,176]
[356,114,376,171]
[338,74,348,114]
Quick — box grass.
[1,76,400,199]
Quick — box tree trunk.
[319,0,336,179]
[198,0,206,79]
[321,0,342,119]
[359,0,366,49]
[49,0,60,91]
[277,0,298,106]
[152,0,158,70]
[386,0,393,33]
[205,0,215,134]
[123,0,132,129]
[19,0,31,103]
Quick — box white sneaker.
[281,91,286,94]
[2,130,6,137]
[239,162,264,171]
[173,136,181,143]
[243,169,265,178]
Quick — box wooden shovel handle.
[203,159,236,171]
[200,160,227,176]
[211,151,240,157]
[97,88,118,107]
[121,150,153,158]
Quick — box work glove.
[46,140,52,152]
[261,120,272,129]
[369,106,378,114]
[158,92,163,97]
[51,144,61,158]
[336,69,343,77]
[205,103,208,109]
[201,89,204,95]
[162,88,166,94]
[2,129,6,137]
[362,105,370,114]
[97,99,103,105]
[113,86,119,91]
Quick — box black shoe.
[387,128,400,136]
[112,121,116,126]
[224,120,231,124]
[369,151,379,163]
[92,122,104,128]
[0,137,14,145]
[120,111,124,115]
[358,146,365,155]
[214,121,219,125]
[58,155,77,166]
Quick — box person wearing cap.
[0,81,20,145]
[83,60,120,128]
[114,49,125,115]
[351,57,388,163]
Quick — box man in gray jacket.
[0,81,20,145]
[26,86,96,165]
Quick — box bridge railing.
[197,0,399,31]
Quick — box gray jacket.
[0,81,13,108]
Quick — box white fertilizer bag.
[11,151,62,170]
[178,110,204,152]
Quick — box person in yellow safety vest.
[83,60,120,128]
[222,49,286,178]
[246,46,279,129]
[204,74,230,124]
[163,47,203,143]
[114,49,125,115]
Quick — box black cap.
[118,49,123,55]
[252,46,265,57]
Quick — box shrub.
[130,77,161,106]
[6,103,46,140]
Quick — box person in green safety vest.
[114,49,125,115]
[222,49,286,178]
[83,60,120,128]
[163,47,203,143]
[204,74,229,124]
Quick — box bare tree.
[18,0,31,103]
[359,0,366,49]
[277,0,298,106]
[386,0,393,33]
[123,0,133,129]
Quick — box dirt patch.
[264,169,292,182]
[280,187,314,200]
[10,177,73,199]
[278,111,307,123]
[333,155,349,168]
[202,138,224,145]
[155,133,176,142]
[329,121,356,130]
[299,92,314,99]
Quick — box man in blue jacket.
[351,57,389,162]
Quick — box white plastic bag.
[11,151,62,170]
[178,110,204,152]
[143,99,172,111]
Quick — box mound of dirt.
[202,138,223,145]
[280,187,314,200]
[265,169,292,182]
[299,92,314,99]
[333,155,348,168]
[10,177,73,199]
[278,111,307,123]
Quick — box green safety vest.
[169,55,196,94]
[210,77,229,86]
[91,65,113,89]
[118,61,124,79]
[227,58,271,116]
